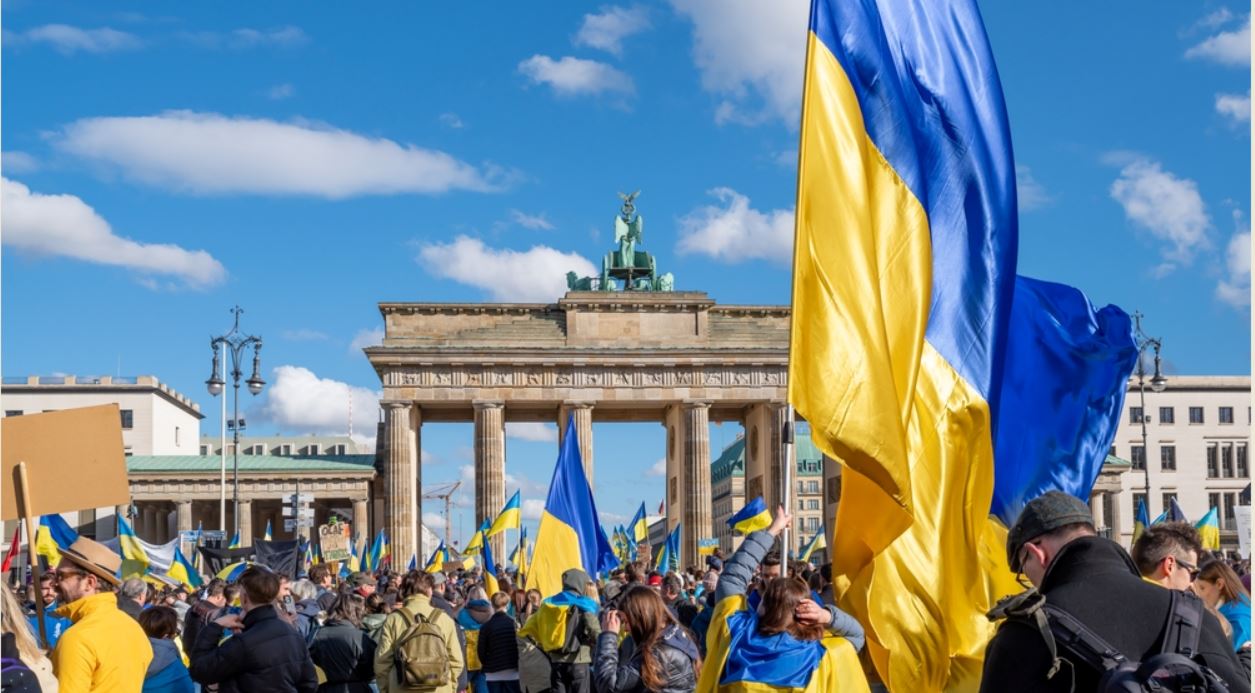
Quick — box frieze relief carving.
[383,364,785,391]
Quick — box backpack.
[393,606,452,691]
[989,588,1230,692]
[556,606,590,656]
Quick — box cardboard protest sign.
[2,405,130,520]
[319,522,351,562]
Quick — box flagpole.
[782,405,795,562]
[219,341,227,533]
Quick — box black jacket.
[309,619,377,693]
[182,600,221,654]
[189,603,319,693]
[1,632,42,693]
[477,612,519,673]
[593,624,699,693]
[981,536,1249,693]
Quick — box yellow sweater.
[54,592,153,693]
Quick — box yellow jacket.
[373,595,464,693]
[53,592,153,693]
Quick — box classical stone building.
[367,291,793,565]
[711,433,826,559]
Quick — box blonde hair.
[2,581,46,663]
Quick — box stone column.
[822,454,841,562]
[1089,491,1106,532]
[744,402,789,510]
[681,401,712,570]
[558,402,595,486]
[352,498,370,541]
[475,401,507,560]
[238,499,253,547]
[176,500,193,535]
[384,401,420,569]
[1108,490,1124,544]
[142,506,157,541]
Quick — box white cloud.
[439,113,465,129]
[1185,16,1251,66]
[10,24,141,54]
[418,236,596,302]
[509,209,555,230]
[669,0,808,125]
[1016,165,1053,211]
[181,26,308,49]
[422,512,447,531]
[266,83,295,100]
[1,151,39,173]
[349,327,384,353]
[1,177,225,288]
[573,6,651,56]
[646,457,667,477]
[1188,8,1235,34]
[506,422,558,442]
[1108,157,1211,268]
[1216,92,1251,124]
[281,328,329,342]
[675,187,794,265]
[773,149,797,168]
[1217,212,1251,308]
[54,111,504,198]
[521,499,545,521]
[258,365,381,449]
[518,55,635,97]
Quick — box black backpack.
[989,588,1229,692]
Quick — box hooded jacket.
[53,591,154,693]
[143,638,195,693]
[309,618,377,693]
[593,623,700,693]
[518,569,601,665]
[188,603,318,693]
[373,594,465,693]
[457,599,494,672]
[981,536,1249,693]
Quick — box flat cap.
[1007,491,1093,572]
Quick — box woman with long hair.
[1196,560,1252,651]
[696,507,868,693]
[309,593,378,693]
[1,581,56,692]
[594,586,700,693]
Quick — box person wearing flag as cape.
[698,505,869,693]
[518,568,601,693]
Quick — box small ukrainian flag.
[727,496,772,535]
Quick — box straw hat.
[59,537,122,587]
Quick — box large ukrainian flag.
[527,414,617,597]
[790,1,1139,689]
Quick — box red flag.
[657,500,665,515]
[2,523,21,572]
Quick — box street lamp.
[207,306,264,540]
[1133,311,1166,518]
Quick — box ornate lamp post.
[1133,311,1167,518]
[206,306,265,540]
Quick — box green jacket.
[373,595,464,693]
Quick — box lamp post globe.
[247,377,265,396]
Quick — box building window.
[1209,493,1221,516]
[1189,407,1204,424]
[1130,445,1145,470]
[3,410,21,417]
[1207,445,1219,478]
[120,409,134,429]
[1129,406,1143,424]
[1219,406,1234,424]
[798,499,806,510]
[175,426,180,446]
[1160,445,1176,471]
[124,447,132,457]
[1222,445,1235,478]
[807,499,820,510]
[806,481,819,494]
[1223,493,1238,530]
[1158,407,1174,424]
[200,445,210,456]
[1239,444,1248,478]
[1162,492,1177,512]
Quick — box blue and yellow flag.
[228,531,241,550]
[789,0,1138,688]
[697,538,719,557]
[35,514,78,567]
[655,523,680,572]
[488,490,522,537]
[727,496,772,536]
[1196,507,1221,551]
[263,520,273,542]
[167,546,202,588]
[1133,498,1151,544]
[464,519,490,554]
[512,527,530,581]
[425,540,446,574]
[1168,497,1189,523]
[365,530,385,573]
[117,515,150,579]
[407,553,417,571]
[482,532,501,596]
[629,502,649,544]
[528,414,618,597]
[799,528,828,563]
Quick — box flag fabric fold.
[482,533,501,596]
[167,546,203,588]
[35,514,78,568]
[1196,507,1221,550]
[727,497,772,536]
[117,515,150,579]
[488,491,522,537]
[527,414,618,596]
[263,520,273,542]
[799,527,828,563]
[1133,498,1151,544]
[630,503,649,544]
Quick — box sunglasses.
[54,569,87,581]
[1174,557,1200,581]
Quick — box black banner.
[198,546,254,577]
[253,540,300,579]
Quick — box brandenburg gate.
[366,196,793,563]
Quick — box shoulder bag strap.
[1160,589,1205,658]
[1042,603,1130,673]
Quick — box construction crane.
[421,481,461,547]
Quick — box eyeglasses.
[54,569,87,582]
[1174,557,1200,581]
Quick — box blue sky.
[2,2,1249,551]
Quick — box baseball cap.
[1006,491,1094,572]
[348,572,377,588]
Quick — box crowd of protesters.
[0,499,1249,693]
